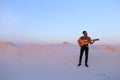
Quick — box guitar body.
[78,38,99,47]
[78,39,89,47]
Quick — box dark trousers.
[78,46,89,65]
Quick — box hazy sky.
[0,0,120,45]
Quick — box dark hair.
[82,31,87,34]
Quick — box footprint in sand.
[95,73,110,80]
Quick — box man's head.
[82,31,87,37]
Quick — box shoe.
[85,64,89,67]
[77,64,81,67]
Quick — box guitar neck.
[91,39,99,41]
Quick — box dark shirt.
[80,36,91,47]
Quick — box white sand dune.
[0,42,120,80]
[0,42,14,48]
[103,45,120,52]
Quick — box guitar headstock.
[95,39,99,41]
[93,38,99,41]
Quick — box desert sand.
[0,42,120,80]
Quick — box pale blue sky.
[0,0,120,44]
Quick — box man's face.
[83,32,87,36]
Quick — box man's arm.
[89,39,99,44]
[90,40,95,44]
[89,37,95,44]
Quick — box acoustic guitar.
[78,38,99,47]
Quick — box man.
[77,31,95,67]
